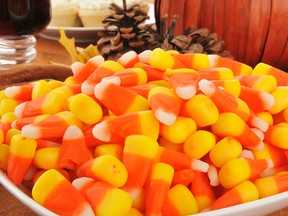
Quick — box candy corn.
[7,134,37,184]
[122,135,159,200]
[32,169,94,216]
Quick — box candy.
[81,60,125,95]
[32,169,94,216]
[211,79,241,97]
[181,93,219,128]
[254,172,288,198]
[7,134,37,185]
[92,110,159,143]
[59,125,91,170]
[145,162,174,216]
[209,137,242,167]
[172,53,210,70]
[94,143,123,160]
[117,50,139,68]
[162,184,198,216]
[183,130,216,159]
[211,112,264,151]
[122,135,159,200]
[0,98,19,117]
[69,93,103,124]
[4,82,34,101]
[171,169,196,187]
[190,172,216,211]
[205,180,259,211]
[264,124,288,149]
[94,81,150,116]
[84,181,132,216]
[148,86,181,125]
[31,80,53,100]
[269,87,288,114]
[33,147,61,170]
[198,67,234,80]
[160,116,197,144]
[218,158,271,189]
[0,144,9,170]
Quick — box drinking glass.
[0,0,51,65]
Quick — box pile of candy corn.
[1,48,288,216]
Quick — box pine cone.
[97,2,159,60]
[157,15,233,58]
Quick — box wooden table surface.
[1,32,288,216]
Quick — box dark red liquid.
[0,0,51,36]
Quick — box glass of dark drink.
[0,0,51,64]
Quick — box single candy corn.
[117,50,139,68]
[77,154,128,187]
[211,112,264,151]
[149,48,185,71]
[211,79,241,97]
[160,116,197,144]
[190,172,216,211]
[31,80,53,100]
[21,111,83,139]
[145,162,174,216]
[181,93,219,128]
[156,146,209,172]
[254,172,288,198]
[71,55,104,83]
[236,74,277,93]
[198,67,234,80]
[148,86,181,125]
[102,68,147,87]
[59,125,91,170]
[0,144,9,170]
[32,169,94,216]
[205,180,259,211]
[264,124,288,149]
[162,184,198,216]
[269,87,288,114]
[252,142,288,168]
[218,158,271,189]
[199,79,250,122]
[12,114,50,130]
[7,134,37,185]
[92,110,159,143]
[122,135,159,200]
[171,53,210,70]
[208,54,253,76]
[183,130,216,159]
[14,89,68,118]
[81,60,125,95]
[84,181,132,216]
[247,112,269,132]
[252,62,288,86]
[209,137,242,168]
[33,147,61,170]
[0,98,19,117]
[4,82,34,101]
[69,93,103,124]
[165,68,200,99]
[94,81,150,116]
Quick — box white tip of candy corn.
[81,81,95,95]
[191,159,209,172]
[4,86,21,98]
[208,165,219,187]
[94,80,111,100]
[21,125,42,139]
[71,62,84,75]
[249,116,269,132]
[14,102,27,118]
[252,141,265,151]
[198,79,215,97]
[154,109,177,126]
[101,76,121,85]
[74,202,95,216]
[259,92,275,110]
[64,125,82,140]
[92,121,111,142]
[138,50,152,64]
[240,149,255,159]
[175,86,197,100]
[89,55,105,65]
[118,50,138,67]
[72,177,95,191]
[251,128,264,140]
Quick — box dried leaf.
[58,28,79,63]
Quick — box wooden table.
[1,34,288,216]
